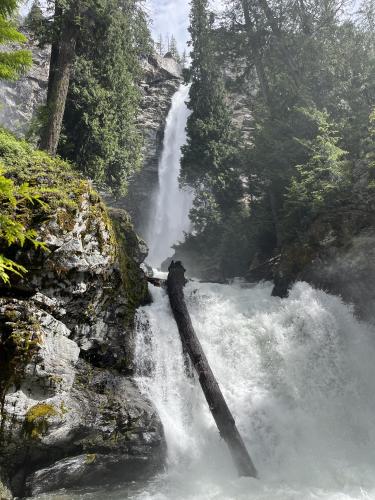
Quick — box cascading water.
[35,282,375,499]
[146,84,193,268]
[132,81,375,500]
[133,280,375,500]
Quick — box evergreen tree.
[181,0,242,225]
[181,49,187,67]
[177,0,375,279]
[0,0,32,80]
[169,34,180,61]
[24,0,46,42]
[28,0,151,192]
[155,33,165,55]
[59,0,152,195]
[284,109,350,234]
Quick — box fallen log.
[146,276,166,288]
[167,261,258,478]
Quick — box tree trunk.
[40,3,79,156]
[46,2,63,104]
[167,261,258,478]
[268,188,283,248]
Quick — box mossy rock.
[23,403,58,440]
[109,209,149,325]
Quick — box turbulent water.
[132,280,375,500]
[41,280,375,499]
[146,84,193,268]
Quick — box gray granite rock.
[0,194,165,497]
[0,38,49,135]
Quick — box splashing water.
[35,280,375,499]
[32,77,375,500]
[146,84,193,268]
[132,280,375,500]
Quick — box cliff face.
[0,41,49,135]
[108,54,183,237]
[0,133,165,498]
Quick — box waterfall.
[146,84,193,268]
[134,280,375,500]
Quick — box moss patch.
[85,453,97,465]
[23,403,58,440]
[110,212,148,325]
[0,128,89,216]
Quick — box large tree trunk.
[46,2,63,104]
[167,261,258,478]
[40,2,79,156]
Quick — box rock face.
[108,54,183,238]
[0,39,49,135]
[0,191,165,497]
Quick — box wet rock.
[0,37,49,135]
[27,449,162,497]
[0,469,12,500]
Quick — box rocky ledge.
[0,132,165,498]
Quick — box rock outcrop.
[0,134,165,497]
[0,39,49,135]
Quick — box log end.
[167,261,188,288]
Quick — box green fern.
[0,165,48,284]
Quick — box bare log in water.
[146,276,166,288]
[167,261,258,478]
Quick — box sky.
[146,0,190,53]
[20,0,192,53]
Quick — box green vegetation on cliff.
[27,0,152,195]
[178,0,375,282]
[0,128,88,283]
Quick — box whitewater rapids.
[131,279,375,500]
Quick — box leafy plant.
[0,165,47,283]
